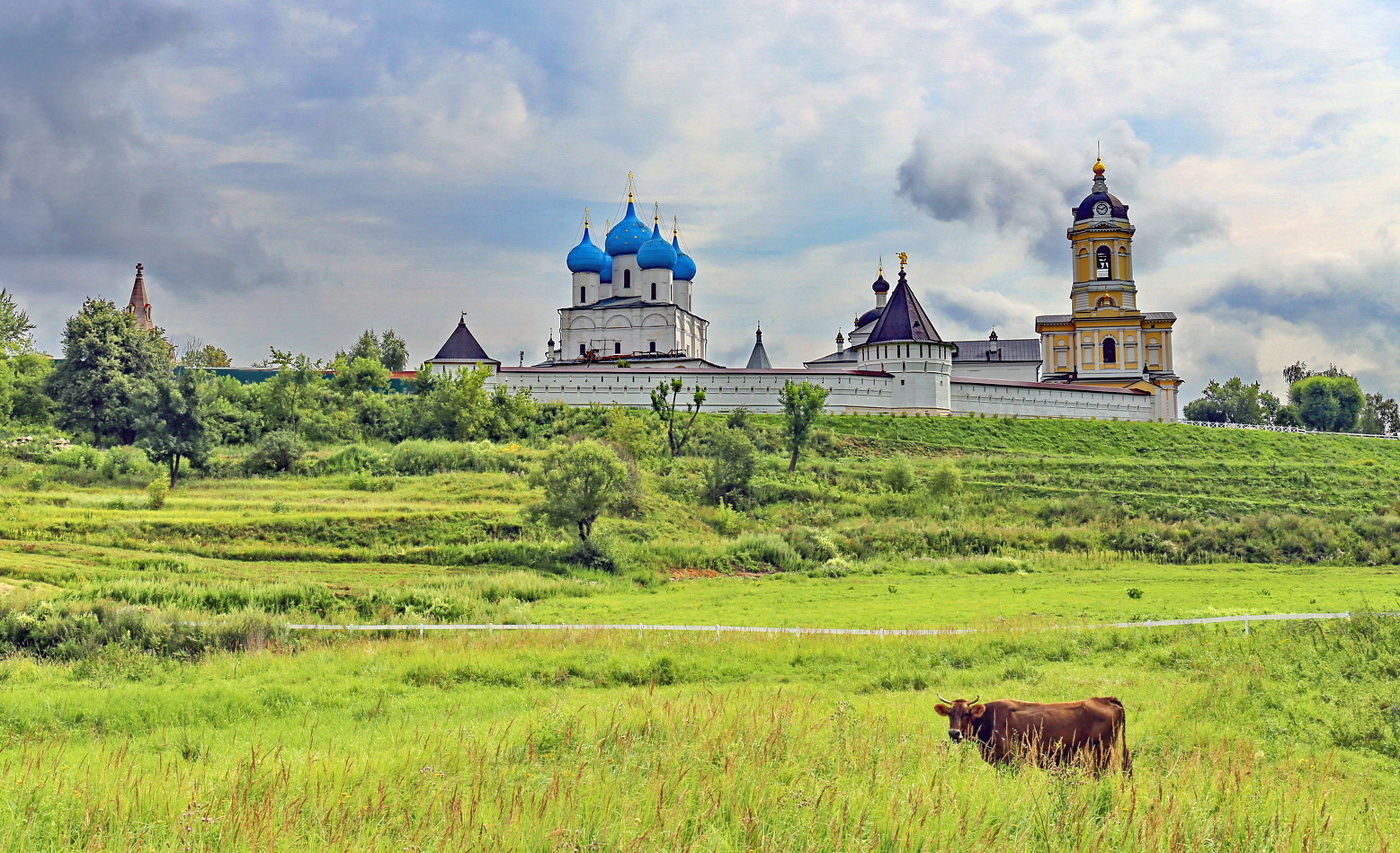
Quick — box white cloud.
[7,0,1400,399]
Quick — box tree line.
[1,293,834,491]
[1184,362,1399,435]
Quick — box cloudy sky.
[3,0,1398,399]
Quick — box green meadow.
[1,415,1399,850]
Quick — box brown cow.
[934,695,1131,772]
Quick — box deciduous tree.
[47,298,171,445]
[0,289,36,356]
[1183,377,1279,424]
[529,440,628,544]
[650,378,705,458]
[779,380,829,473]
[1290,375,1364,432]
[179,341,232,367]
[137,369,213,486]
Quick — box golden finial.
[897,252,909,270]
[627,172,635,203]
[672,215,679,239]
[583,206,590,228]
[878,255,883,275]
[653,201,660,224]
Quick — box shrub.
[926,462,963,497]
[99,446,155,480]
[388,440,527,475]
[49,445,102,470]
[321,443,387,474]
[146,478,169,510]
[245,430,306,474]
[702,429,757,505]
[0,599,288,660]
[347,472,395,492]
[882,456,917,493]
[728,534,804,572]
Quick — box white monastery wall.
[472,366,1158,420]
[489,368,895,413]
[950,361,1040,382]
[951,378,1156,421]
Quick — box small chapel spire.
[125,263,154,331]
[744,323,772,369]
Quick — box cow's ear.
[934,704,950,716]
[969,704,986,718]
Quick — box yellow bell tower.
[1036,159,1182,420]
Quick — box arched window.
[614,342,621,354]
[649,341,656,352]
[623,269,631,289]
[579,343,586,356]
[1096,295,1116,308]
[1102,337,1117,364]
[1096,246,1111,280]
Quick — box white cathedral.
[427,164,1180,421]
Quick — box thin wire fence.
[285,611,1397,638]
[1180,420,1398,439]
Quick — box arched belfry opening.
[1095,246,1112,280]
[1102,337,1117,364]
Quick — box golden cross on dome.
[583,206,590,228]
[627,172,635,202]
[653,201,660,223]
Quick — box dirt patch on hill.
[669,568,773,580]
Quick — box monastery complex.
[123,160,1180,421]
[417,161,1180,421]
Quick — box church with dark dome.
[426,162,1181,422]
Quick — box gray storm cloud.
[1198,254,1400,396]
[896,134,1078,267]
[896,129,1227,271]
[0,1,282,294]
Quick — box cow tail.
[1114,700,1133,775]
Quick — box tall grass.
[0,620,1396,850]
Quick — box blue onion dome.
[637,221,677,270]
[671,233,696,280]
[606,201,651,255]
[872,272,890,294]
[599,252,613,283]
[566,226,607,274]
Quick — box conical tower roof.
[125,263,154,330]
[865,269,942,344]
[744,326,771,369]
[431,314,499,364]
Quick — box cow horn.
[936,693,950,703]
[970,695,980,704]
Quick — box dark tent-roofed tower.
[425,313,501,369]
[744,325,772,369]
[851,257,955,411]
[864,266,943,346]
